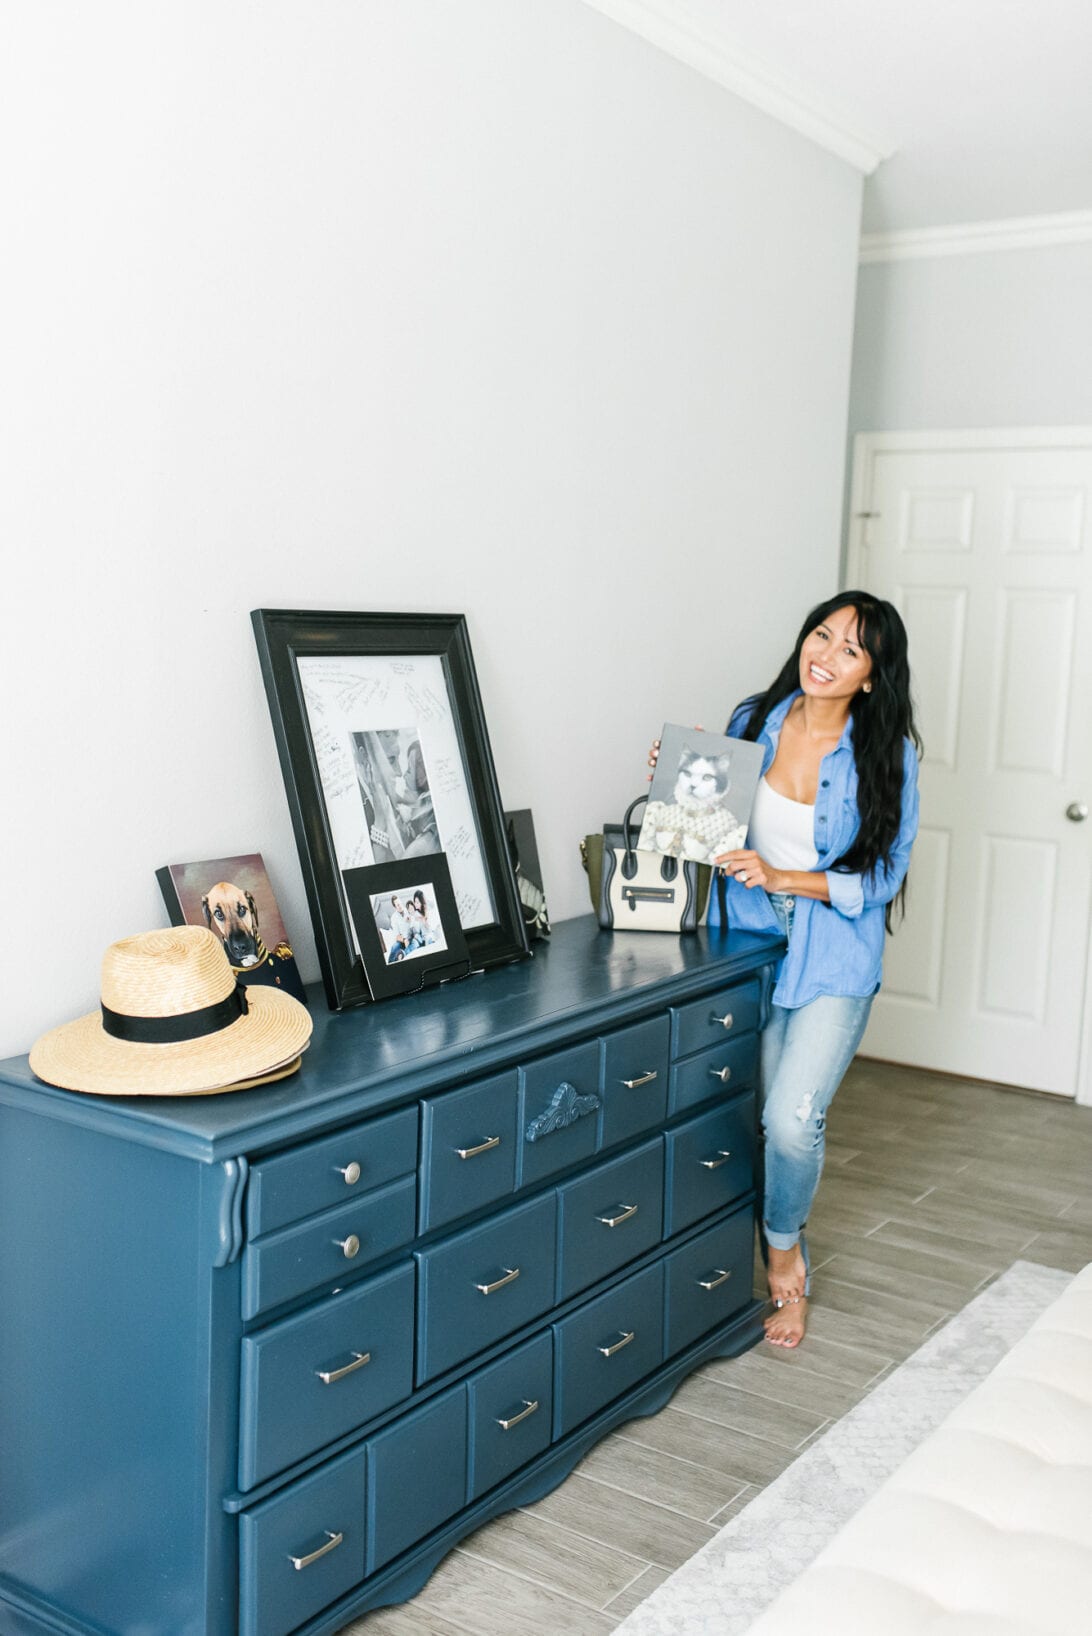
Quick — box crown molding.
[859,210,1092,263]
[578,0,893,174]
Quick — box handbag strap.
[621,794,648,857]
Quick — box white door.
[847,428,1092,1101]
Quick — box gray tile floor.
[344,1060,1092,1635]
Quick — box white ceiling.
[584,0,1092,235]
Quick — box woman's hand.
[715,848,786,894]
[646,726,704,781]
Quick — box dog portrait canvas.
[157,853,307,1003]
[638,724,764,866]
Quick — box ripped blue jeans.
[761,894,873,1293]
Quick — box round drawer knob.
[712,1012,734,1030]
[337,1161,362,1185]
[336,1234,361,1259]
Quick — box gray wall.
[849,241,1092,434]
[0,1,863,1057]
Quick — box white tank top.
[748,776,818,870]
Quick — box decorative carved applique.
[525,1081,601,1143]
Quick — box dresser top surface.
[0,916,782,1161]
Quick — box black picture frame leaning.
[342,855,470,1002]
[251,609,529,1009]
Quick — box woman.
[409,889,438,947]
[654,592,920,1349]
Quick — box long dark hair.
[737,591,921,927]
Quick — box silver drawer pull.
[598,1330,635,1358]
[316,1350,371,1385]
[621,1070,658,1089]
[712,1012,734,1030]
[288,1530,343,1571]
[699,1150,733,1170]
[335,1234,361,1259]
[475,1266,520,1295]
[596,1202,638,1228]
[496,1398,539,1430]
[456,1135,501,1160]
[335,1161,361,1185]
[709,1065,733,1084]
[698,1268,733,1290]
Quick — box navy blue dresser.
[0,917,782,1636]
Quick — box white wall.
[849,241,1092,433]
[0,1,862,1059]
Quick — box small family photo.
[638,724,764,866]
[371,884,448,965]
[342,853,470,1002]
[351,727,440,862]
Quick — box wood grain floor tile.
[601,1565,672,1619]
[454,1509,646,1609]
[410,1551,615,1635]
[885,1193,1045,1252]
[344,1601,471,1635]
[697,1349,868,1421]
[1061,1195,1092,1228]
[667,1372,827,1450]
[806,1275,948,1347]
[613,1403,795,1486]
[519,1472,715,1572]
[865,1216,1011,1273]
[708,1482,759,1524]
[575,1432,750,1522]
[1018,1228,1092,1274]
[815,1250,981,1307]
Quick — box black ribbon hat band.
[100,983,249,1045]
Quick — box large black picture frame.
[251,609,529,1009]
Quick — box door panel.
[849,433,1092,1098]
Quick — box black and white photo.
[351,728,440,861]
[638,723,764,866]
[251,610,528,1007]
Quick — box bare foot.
[764,1242,808,1349]
[764,1295,807,1348]
[767,1243,806,1305]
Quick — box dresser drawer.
[420,1070,519,1233]
[556,1138,664,1302]
[239,1263,415,1489]
[599,1015,670,1149]
[553,1262,664,1438]
[670,979,761,1059]
[247,1106,418,1237]
[467,1331,553,1502]
[517,1040,601,1189]
[668,1033,759,1117]
[664,1094,757,1237]
[366,1388,467,1574]
[238,1446,366,1636]
[242,1174,417,1319]
[416,1191,558,1383]
[664,1206,754,1357]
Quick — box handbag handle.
[622,794,648,857]
[621,794,678,883]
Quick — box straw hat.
[30,926,313,1096]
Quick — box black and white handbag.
[581,795,712,933]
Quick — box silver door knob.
[1066,802,1088,822]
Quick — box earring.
[863,682,872,694]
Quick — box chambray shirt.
[707,692,920,1009]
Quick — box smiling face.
[798,605,873,702]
